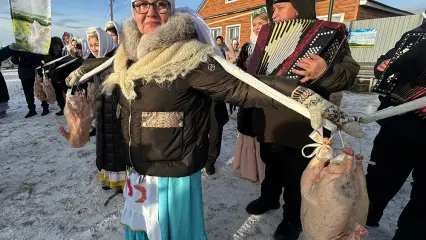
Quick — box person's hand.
[376,59,390,72]
[293,53,328,83]
[291,86,365,138]
[65,67,85,87]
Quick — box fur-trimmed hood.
[121,13,198,61]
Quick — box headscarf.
[131,0,175,19]
[105,21,123,45]
[79,38,92,59]
[266,0,316,21]
[86,27,116,58]
[250,7,268,44]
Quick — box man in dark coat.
[365,22,426,240]
[11,49,49,118]
[246,1,360,239]
[205,100,229,175]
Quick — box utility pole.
[109,0,114,21]
[327,0,335,21]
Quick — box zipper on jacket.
[128,99,135,169]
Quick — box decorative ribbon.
[302,129,334,161]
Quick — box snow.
[0,69,412,240]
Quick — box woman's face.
[64,36,70,45]
[133,0,170,34]
[71,41,78,52]
[52,44,62,57]
[88,37,99,57]
[232,42,239,50]
[107,30,119,45]
[272,3,298,22]
[252,17,268,37]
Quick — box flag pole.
[327,0,335,21]
[110,0,114,21]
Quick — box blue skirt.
[123,171,207,240]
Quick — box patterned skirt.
[122,170,207,240]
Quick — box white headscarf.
[105,21,123,45]
[78,38,92,59]
[86,27,116,58]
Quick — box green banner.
[9,0,51,54]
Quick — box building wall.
[199,0,264,17]
[315,0,360,21]
[205,12,254,45]
[356,6,401,20]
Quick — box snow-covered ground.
[0,70,411,240]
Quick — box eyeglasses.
[132,1,170,14]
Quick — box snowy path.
[0,70,411,240]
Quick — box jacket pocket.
[140,112,184,162]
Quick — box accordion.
[372,32,426,111]
[247,19,347,84]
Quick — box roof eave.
[360,0,413,16]
[197,0,208,13]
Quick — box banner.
[8,0,51,54]
[348,28,377,48]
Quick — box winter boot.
[56,109,64,116]
[205,165,216,175]
[273,220,302,240]
[246,197,280,215]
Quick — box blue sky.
[0,0,425,47]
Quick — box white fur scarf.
[103,13,216,100]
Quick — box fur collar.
[121,13,198,61]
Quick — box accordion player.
[372,31,426,118]
[247,18,348,87]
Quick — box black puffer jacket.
[116,57,297,177]
[11,52,46,80]
[374,22,426,142]
[95,70,125,173]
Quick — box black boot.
[205,165,216,175]
[41,101,50,116]
[273,220,302,240]
[25,110,37,118]
[55,109,64,116]
[246,197,280,215]
[41,108,50,116]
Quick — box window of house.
[317,13,345,22]
[226,24,241,44]
[210,27,222,40]
[225,0,237,3]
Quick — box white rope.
[360,96,426,124]
[78,56,115,84]
[212,55,338,132]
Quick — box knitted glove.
[65,67,85,87]
[291,86,365,138]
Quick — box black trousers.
[259,142,311,228]
[21,77,48,111]
[206,123,224,168]
[366,126,426,240]
[52,81,67,110]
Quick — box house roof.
[197,0,208,12]
[198,0,414,16]
[359,0,413,15]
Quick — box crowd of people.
[0,0,424,239]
